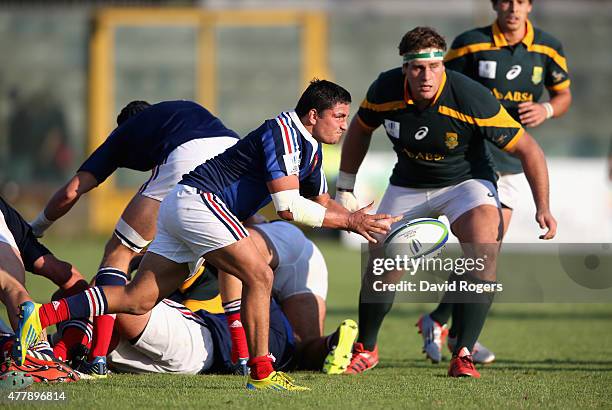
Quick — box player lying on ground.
[28,100,239,375]
[109,222,357,373]
[0,196,87,330]
[419,0,572,364]
[14,79,399,391]
[53,222,358,378]
[336,27,556,378]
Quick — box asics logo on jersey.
[414,126,429,140]
[506,65,522,80]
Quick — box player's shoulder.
[444,70,499,117]
[366,67,403,102]
[531,26,564,50]
[450,25,492,49]
[153,99,203,110]
[372,67,403,88]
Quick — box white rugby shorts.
[0,209,18,249]
[377,179,500,232]
[107,299,214,374]
[253,221,328,301]
[138,137,237,202]
[147,184,249,266]
[496,172,525,210]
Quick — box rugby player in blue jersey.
[27,100,239,375]
[15,80,400,390]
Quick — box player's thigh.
[118,193,161,241]
[205,237,272,288]
[451,204,502,280]
[109,300,213,374]
[0,242,26,287]
[451,204,502,244]
[124,251,190,312]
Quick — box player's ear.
[306,108,318,126]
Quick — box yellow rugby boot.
[246,371,310,391]
[322,319,359,374]
[11,301,43,365]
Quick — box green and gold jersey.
[169,263,223,314]
[445,20,570,173]
[357,68,523,188]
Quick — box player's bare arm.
[339,116,375,175]
[30,171,99,237]
[336,116,376,211]
[267,176,399,243]
[506,132,557,239]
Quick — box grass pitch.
[1,236,611,409]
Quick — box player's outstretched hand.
[536,210,557,240]
[518,102,548,128]
[347,202,402,243]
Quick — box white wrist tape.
[542,102,554,119]
[30,211,54,236]
[336,171,357,191]
[270,189,326,228]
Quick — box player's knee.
[125,298,155,315]
[246,265,273,291]
[122,285,156,315]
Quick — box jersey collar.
[403,70,447,108]
[492,19,534,48]
[288,110,319,158]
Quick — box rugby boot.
[448,347,481,378]
[416,314,448,363]
[322,319,359,374]
[246,371,310,391]
[344,342,379,374]
[448,337,495,364]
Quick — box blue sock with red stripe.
[39,287,108,329]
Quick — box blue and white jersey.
[181,111,328,221]
[79,100,239,183]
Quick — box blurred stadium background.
[0,0,610,241]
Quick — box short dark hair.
[117,100,151,125]
[295,79,351,117]
[398,27,447,57]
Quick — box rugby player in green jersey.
[421,0,572,365]
[335,26,557,378]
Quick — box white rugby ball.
[384,218,449,259]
